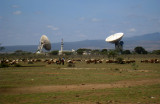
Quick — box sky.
[0,0,160,46]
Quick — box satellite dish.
[37,35,51,53]
[105,33,124,52]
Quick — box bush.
[0,63,9,68]
[116,57,124,64]
[28,61,34,64]
[131,63,139,70]
[122,50,131,54]
[134,46,148,54]
[67,63,75,67]
[14,63,22,67]
[152,50,160,55]
[50,50,59,55]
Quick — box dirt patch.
[1,78,160,94]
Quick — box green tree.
[76,49,84,55]
[116,57,124,64]
[76,48,91,55]
[122,50,131,54]
[152,50,160,55]
[101,49,108,55]
[50,50,59,55]
[107,50,118,59]
[13,50,32,55]
[64,52,72,55]
[134,46,148,54]
[91,49,100,55]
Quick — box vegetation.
[134,46,148,54]
[131,63,139,70]
[0,63,9,68]
[107,50,118,59]
[116,57,124,64]
[50,50,59,55]
[152,50,160,55]
[122,50,131,54]
[101,49,108,55]
[12,50,32,55]
[76,48,91,55]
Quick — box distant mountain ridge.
[124,32,160,41]
[1,32,160,52]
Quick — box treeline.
[0,46,160,56]
[75,46,160,55]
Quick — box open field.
[0,55,160,104]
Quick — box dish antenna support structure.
[105,33,124,52]
[37,35,51,53]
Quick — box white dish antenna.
[105,33,124,52]
[37,35,51,53]
[106,33,124,43]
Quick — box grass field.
[0,55,160,104]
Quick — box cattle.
[106,60,114,63]
[141,59,160,63]
[124,60,135,64]
[85,59,103,64]
[67,60,75,64]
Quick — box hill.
[1,32,160,52]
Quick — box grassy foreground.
[0,60,160,104]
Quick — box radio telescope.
[36,35,51,53]
[105,33,124,52]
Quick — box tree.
[13,50,32,55]
[91,49,100,55]
[116,57,124,64]
[134,46,148,54]
[50,50,59,55]
[152,50,160,55]
[122,50,131,54]
[63,52,72,55]
[76,48,91,55]
[107,50,118,59]
[76,49,84,55]
[101,49,108,55]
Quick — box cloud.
[91,18,100,22]
[13,11,22,15]
[129,28,136,32]
[47,25,59,31]
[12,5,19,8]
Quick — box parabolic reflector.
[40,35,51,51]
[105,33,124,43]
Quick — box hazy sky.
[0,0,160,46]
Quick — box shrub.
[14,63,22,67]
[67,63,75,67]
[28,61,33,64]
[116,57,124,64]
[131,63,139,70]
[0,63,9,68]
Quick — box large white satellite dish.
[36,35,51,53]
[105,33,124,52]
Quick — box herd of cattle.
[0,58,160,66]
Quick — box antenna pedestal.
[115,41,124,52]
